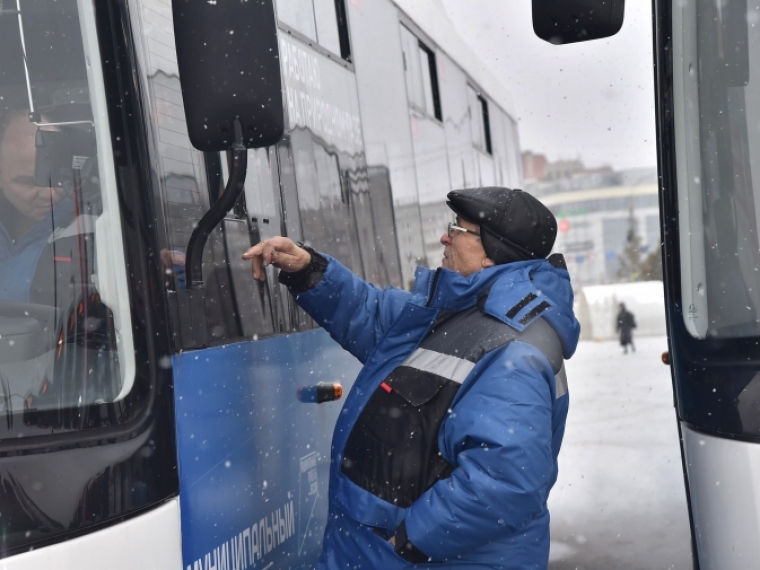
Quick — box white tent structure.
[575,281,666,341]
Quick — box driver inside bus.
[0,108,75,302]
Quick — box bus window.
[672,0,760,339]
[348,159,383,286]
[276,138,314,332]
[276,0,318,42]
[290,130,362,272]
[128,0,282,346]
[334,0,352,61]
[277,141,304,244]
[419,44,442,121]
[244,147,286,333]
[314,0,341,57]
[400,26,443,121]
[214,149,279,339]
[468,85,492,155]
[0,0,136,431]
[480,97,493,155]
[367,166,403,288]
[277,0,352,61]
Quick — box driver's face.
[0,114,65,222]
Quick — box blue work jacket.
[0,198,74,302]
[292,256,580,569]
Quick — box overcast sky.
[440,0,658,171]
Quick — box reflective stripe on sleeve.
[555,363,568,399]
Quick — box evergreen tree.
[615,206,664,281]
[616,207,643,281]
[640,247,663,281]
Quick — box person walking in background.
[617,302,637,354]
[243,187,581,570]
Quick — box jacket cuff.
[393,520,429,563]
[277,245,328,292]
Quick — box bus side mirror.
[532,0,625,45]
[172,0,283,151]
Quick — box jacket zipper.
[425,267,442,307]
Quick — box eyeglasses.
[447,222,481,238]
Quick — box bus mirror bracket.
[184,120,248,292]
[532,0,625,45]
[170,1,283,349]
[168,121,247,351]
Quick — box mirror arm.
[185,119,248,290]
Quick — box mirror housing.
[533,0,625,45]
[172,0,283,151]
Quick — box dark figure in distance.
[617,302,637,354]
[243,187,580,570]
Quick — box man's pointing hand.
[242,236,312,281]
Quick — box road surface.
[549,336,693,570]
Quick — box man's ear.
[482,256,495,269]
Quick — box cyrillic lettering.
[272,509,281,546]
[280,507,288,540]
[205,551,217,570]
[232,533,246,570]
[250,523,260,563]
[287,501,296,537]
[221,543,229,570]
[264,516,273,553]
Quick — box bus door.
[655,0,760,566]
[122,0,369,566]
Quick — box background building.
[519,156,660,288]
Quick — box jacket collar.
[412,261,542,312]
[412,259,580,358]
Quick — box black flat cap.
[447,187,557,264]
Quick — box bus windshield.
[673,0,760,339]
[0,0,133,432]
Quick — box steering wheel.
[0,301,60,363]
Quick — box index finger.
[241,240,266,260]
[242,241,267,281]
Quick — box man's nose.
[440,232,451,246]
[46,185,65,199]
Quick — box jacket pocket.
[341,366,459,508]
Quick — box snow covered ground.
[548,336,693,570]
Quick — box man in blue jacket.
[243,187,580,570]
[0,108,75,302]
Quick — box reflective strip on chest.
[401,347,475,385]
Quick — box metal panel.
[174,330,362,569]
[0,499,182,570]
[280,34,364,156]
[681,423,760,569]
